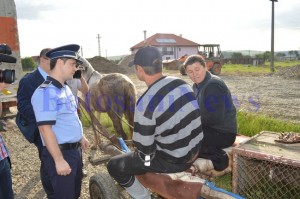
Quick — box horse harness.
[86,70,98,85]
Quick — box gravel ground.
[3,70,300,198]
[222,75,300,124]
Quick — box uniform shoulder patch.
[39,80,52,88]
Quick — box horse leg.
[89,110,100,150]
[107,110,128,140]
[124,108,134,140]
[124,93,136,140]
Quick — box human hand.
[81,135,89,151]
[55,159,72,176]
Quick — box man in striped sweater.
[107,46,203,199]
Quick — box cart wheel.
[89,172,120,199]
[210,63,221,75]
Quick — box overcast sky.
[14,0,300,58]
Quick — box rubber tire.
[210,63,221,75]
[179,65,187,75]
[89,172,120,199]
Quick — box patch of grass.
[80,108,92,127]
[214,173,232,192]
[221,60,300,76]
[237,110,300,137]
[80,107,131,138]
[222,64,271,75]
[268,60,300,68]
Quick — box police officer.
[31,44,89,199]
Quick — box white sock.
[124,177,151,199]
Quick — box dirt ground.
[3,62,300,198]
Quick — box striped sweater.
[133,76,203,164]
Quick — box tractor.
[179,44,224,76]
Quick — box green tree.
[21,57,36,71]
[255,54,263,59]
[263,51,271,60]
[255,51,270,61]
[231,52,243,59]
[276,52,286,60]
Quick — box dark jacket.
[193,71,237,135]
[17,69,44,123]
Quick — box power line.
[97,34,101,56]
[270,0,278,72]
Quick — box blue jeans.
[0,157,13,199]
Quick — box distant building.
[130,32,200,60]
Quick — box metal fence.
[232,131,300,199]
[223,58,265,66]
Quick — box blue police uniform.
[31,44,84,199]
[32,77,83,145]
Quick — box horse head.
[78,56,102,86]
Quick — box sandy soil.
[3,69,300,199]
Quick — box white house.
[130,32,200,61]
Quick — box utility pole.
[97,34,101,57]
[80,46,83,57]
[270,0,278,72]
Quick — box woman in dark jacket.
[183,55,237,171]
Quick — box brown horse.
[79,57,136,143]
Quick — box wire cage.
[232,131,300,199]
